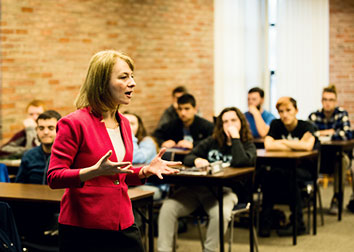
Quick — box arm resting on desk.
[265,132,315,151]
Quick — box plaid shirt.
[308,107,352,140]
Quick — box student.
[245,87,275,138]
[124,111,157,164]
[0,100,46,158]
[156,86,187,129]
[260,97,316,237]
[308,85,353,214]
[157,107,256,252]
[47,50,179,252]
[153,93,214,150]
[15,110,61,184]
[124,111,168,200]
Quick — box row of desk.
[0,139,353,252]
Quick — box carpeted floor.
[151,183,354,252]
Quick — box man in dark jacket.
[15,110,61,184]
[153,94,214,150]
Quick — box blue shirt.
[132,134,157,164]
[308,107,352,140]
[245,110,276,138]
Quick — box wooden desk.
[255,149,318,246]
[320,139,354,221]
[0,183,155,252]
[149,166,255,252]
[0,159,21,175]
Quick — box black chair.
[0,201,22,252]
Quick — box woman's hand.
[194,157,209,168]
[140,148,180,179]
[225,125,240,139]
[95,150,133,176]
[79,150,133,182]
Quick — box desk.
[0,183,155,252]
[255,149,318,245]
[150,166,255,252]
[320,139,354,221]
[0,159,21,175]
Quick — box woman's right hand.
[95,150,133,176]
[79,150,133,182]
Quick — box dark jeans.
[59,223,144,252]
[260,166,312,227]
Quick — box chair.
[0,201,22,252]
[254,179,324,237]
[173,203,259,252]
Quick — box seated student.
[259,97,316,237]
[157,107,256,252]
[15,110,61,184]
[153,93,214,151]
[245,87,275,138]
[156,86,188,129]
[124,111,168,200]
[0,99,46,158]
[308,85,353,214]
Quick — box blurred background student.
[124,111,169,200]
[0,99,46,158]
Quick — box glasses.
[322,98,336,102]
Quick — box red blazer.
[47,107,143,231]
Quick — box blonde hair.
[275,97,297,111]
[323,85,337,97]
[26,99,46,112]
[74,50,134,116]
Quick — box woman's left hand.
[141,148,180,179]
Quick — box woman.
[158,107,256,252]
[124,111,169,200]
[47,50,179,252]
[123,111,157,164]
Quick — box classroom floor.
[150,183,354,252]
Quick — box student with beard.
[245,87,275,139]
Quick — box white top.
[106,127,126,162]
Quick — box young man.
[309,85,353,214]
[0,100,46,158]
[259,97,316,237]
[15,110,61,184]
[156,86,188,129]
[153,93,214,150]
[245,87,275,139]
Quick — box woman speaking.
[47,50,179,252]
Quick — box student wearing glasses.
[309,85,353,214]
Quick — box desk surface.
[257,149,318,159]
[0,182,154,203]
[0,159,21,167]
[320,139,354,148]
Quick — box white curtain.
[274,0,329,119]
[214,0,267,115]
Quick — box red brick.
[42,72,53,78]
[21,7,33,13]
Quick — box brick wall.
[330,0,354,126]
[0,0,214,142]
